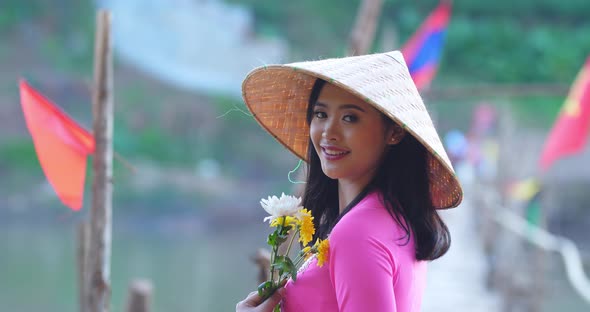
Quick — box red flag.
[539,56,590,171]
[19,79,95,210]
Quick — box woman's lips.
[321,146,350,161]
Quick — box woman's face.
[310,83,394,187]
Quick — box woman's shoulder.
[330,192,398,242]
[345,191,393,222]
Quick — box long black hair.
[301,79,451,261]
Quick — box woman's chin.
[321,168,343,180]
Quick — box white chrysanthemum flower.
[261,192,302,223]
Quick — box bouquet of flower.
[257,193,329,306]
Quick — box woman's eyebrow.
[340,104,366,112]
[315,102,366,112]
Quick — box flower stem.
[294,253,307,268]
[294,255,304,267]
[284,228,298,258]
[270,217,287,285]
[270,243,277,283]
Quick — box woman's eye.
[343,115,358,122]
[314,111,327,119]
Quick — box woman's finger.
[245,291,264,306]
[257,288,285,310]
[236,292,261,309]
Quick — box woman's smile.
[321,145,350,160]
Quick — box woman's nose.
[322,118,340,141]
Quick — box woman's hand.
[236,288,285,312]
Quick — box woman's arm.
[329,227,397,311]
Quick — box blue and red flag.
[401,0,451,90]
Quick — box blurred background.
[1,0,590,311]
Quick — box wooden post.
[77,221,90,312]
[253,248,272,285]
[379,22,398,52]
[126,279,153,312]
[348,0,384,56]
[87,10,114,312]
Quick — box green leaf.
[257,280,276,300]
[279,225,293,236]
[267,230,288,246]
[270,230,289,246]
[291,269,298,282]
[289,265,298,282]
[267,232,278,246]
[271,256,297,282]
[271,256,286,276]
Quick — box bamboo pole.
[77,221,90,312]
[126,279,153,312]
[87,10,114,312]
[348,0,384,56]
[379,22,398,52]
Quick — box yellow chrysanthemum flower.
[301,246,313,261]
[297,210,315,246]
[316,239,330,267]
[270,216,298,227]
[294,208,312,223]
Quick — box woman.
[237,51,463,311]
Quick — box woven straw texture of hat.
[242,51,462,209]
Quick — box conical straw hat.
[242,51,462,209]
